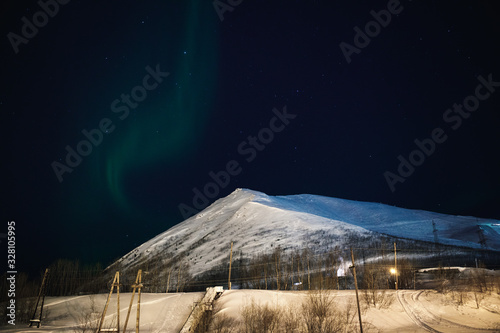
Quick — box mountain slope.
[112,188,500,276]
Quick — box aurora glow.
[102,1,218,212]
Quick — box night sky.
[3,0,500,275]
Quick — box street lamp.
[390,268,398,290]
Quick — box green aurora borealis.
[99,2,216,213]
[106,2,217,212]
[55,1,218,261]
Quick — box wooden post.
[413,270,416,290]
[115,272,120,333]
[177,263,181,293]
[307,258,310,290]
[29,268,49,328]
[136,278,142,333]
[166,268,171,293]
[97,271,120,333]
[350,248,363,333]
[123,269,143,333]
[394,242,398,291]
[265,266,268,290]
[297,256,301,285]
[228,242,233,290]
[275,250,280,290]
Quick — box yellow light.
[390,268,396,274]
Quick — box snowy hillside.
[112,188,500,276]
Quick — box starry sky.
[2,0,500,275]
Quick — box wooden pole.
[97,271,120,333]
[123,269,142,333]
[275,250,280,291]
[297,256,300,285]
[265,266,268,290]
[350,248,363,333]
[228,242,233,290]
[29,268,49,328]
[166,268,171,293]
[136,270,142,333]
[307,258,310,290]
[414,270,416,290]
[116,273,120,331]
[394,242,398,291]
[37,268,49,327]
[177,263,181,293]
[123,283,136,332]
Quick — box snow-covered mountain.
[112,188,500,276]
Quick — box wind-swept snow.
[0,293,203,333]
[214,289,500,332]
[2,289,499,332]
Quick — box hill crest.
[112,188,500,276]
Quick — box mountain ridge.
[111,188,500,277]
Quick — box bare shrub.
[301,290,344,333]
[363,289,394,309]
[281,304,302,333]
[340,298,359,332]
[470,268,489,293]
[473,291,485,309]
[210,313,238,333]
[241,300,281,333]
[234,291,366,333]
[72,296,102,333]
[450,290,468,306]
[494,275,500,294]
[192,308,212,333]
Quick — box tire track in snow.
[481,304,500,315]
[44,295,87,307]
[397,290,441,332]
[415,291,499,332]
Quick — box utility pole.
[177,262,182,293]
[477,226,487,248]
[265,266,268,290]
[297,256,301,286]
[432,220,439,244]
[166,268,172,293]
[275,248,281,290]
[29,268,49,328]
[123,269,143,333]
[97,271,120,333]
[228,242,233,290]
[350,248,363,333]
[413,270,416,290]
[394,242,398,291]
[307,257,311,290]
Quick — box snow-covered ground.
[0,292,203,333]
[213,289,500,332]
[3,289,499,332]
[112,188,500,277]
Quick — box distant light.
[390,268,397,274]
